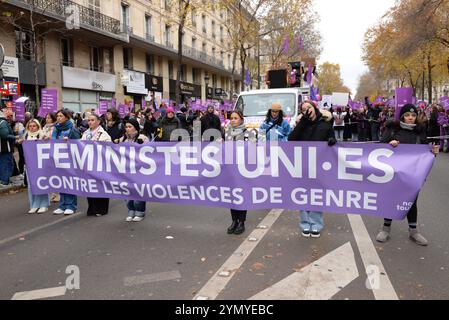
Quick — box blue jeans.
[59,193,77,211]
[300,210,324,232]
[27,173,50,208]
[127,200,146,217]
[0,153,14,184]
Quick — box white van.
[233,87,311,129]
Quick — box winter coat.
[81,126,112,142]
[200,112,222,135]
[0,114,16,154]
[380,121,427,145]
[158,116,182,141]
[259,117,291,141]
[288,109,335,142]
[106,121,124,142]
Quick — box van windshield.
[235,93,296,117]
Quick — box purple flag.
[395,87,413,120]
[111,98,116,109]
[23,141,435,220]
[282,35,289,55]
[306,64,313,84]
[245,69,251,86]
[38,88,58,118]
[298,35,303,50]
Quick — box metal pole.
[257,36,260,89]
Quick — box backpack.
[335,114,344,126]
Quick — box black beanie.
[126,118,140,133]
[400,104,418,119]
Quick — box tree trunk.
[240,45,247,92]
[427,53,433,103]
[230,49,238,98]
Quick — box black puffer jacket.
[380,121,427,145]
[158,116,181,141]
[288,109,335,142]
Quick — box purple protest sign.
[395,88,413,120]
[98,100,109,116]
[141,97,146,110]
[111,98,116,109]
[23,141,435,220]
[38,88,58,118]
[13,97,26,122]
[118,104,126,118]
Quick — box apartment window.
[212,74,217,88]
[90,46,100,71]
[212,47,216,58]
[60,38,73,66]
[165,0,171,11]
[211,20,216,39]
[146,54,154,74]
[192,68,200,84]
[220,26,223,42]
[220,51,224,63]
[192,37,196,50]
[202,42,207,54]
[165,25,172,46]
[202,15,206,33]
[87,0,101,26]
[228,54,231,68]
[15,28,33,60]
[180,64,186,81]
[145,15,152,39]
[121,3,129,32]
[168,61,174,79]
[191,7,197,27]
[123,47,132,69]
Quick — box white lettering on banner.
[367,149,394,183]
[291,188,378,211]
[35,143,396,183]
[37,144,51,169]
[338,148,363,181]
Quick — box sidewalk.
[0,177,26,195]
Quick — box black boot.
[233,221,245,235]
[227,220,239,234]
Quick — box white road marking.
[347,214,399,300]
[11,286,67,300]
[249,242,359,300]
[124,270,181,286]
[0,214,80,247]
[193,209,284,300]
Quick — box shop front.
[169,80,202,105]
[62,66,116,113]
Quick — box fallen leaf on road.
[252,262,266,270]
[19,237,25,241]
[255,273,265,276]
[263,255,273,259]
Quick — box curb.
[0,185,26,195]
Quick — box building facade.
[0,0,245,112]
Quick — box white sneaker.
[28,208,38,214]
[132,216,144,222]
[64,209,75,215]
[125,216,133,222]
[53,208,65,215]
[37,207,48,214]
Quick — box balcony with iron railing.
[145,33,155,42]
[121,24,133,34]
[13,0,122,36]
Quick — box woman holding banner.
[18,119,50,214]
[288,100,336,238]
[51,109,81,216]
[224,110,257,235]
[376,104,439,246]
[81,114,112,217]
[259,102,291,141]
[119,118,149,222]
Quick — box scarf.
[84,126,101,140]
[400,121,416,131]
[53,120,74,139]
[230,123,247,138]
[25,130,43,140]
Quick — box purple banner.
[23,141,435,220]
[111,98,116,109]
[38,88,58,118]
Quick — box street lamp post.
[204,74,210,100]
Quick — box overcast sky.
[314,0,395,96]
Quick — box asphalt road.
[0,153,448,300]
